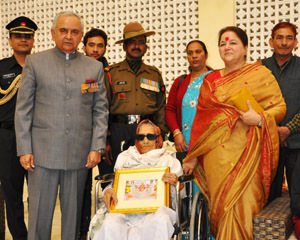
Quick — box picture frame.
[110,166,170,214]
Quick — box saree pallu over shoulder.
[183,62,286,239]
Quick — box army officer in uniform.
[0,16,37,240]
[103,22,168,174]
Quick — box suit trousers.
[27,166,88,240]
[0,128,27,240]
[268,147,300,203]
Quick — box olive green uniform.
[104,59,167,166]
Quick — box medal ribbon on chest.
[140,78,160,92]
[81,79,100,94]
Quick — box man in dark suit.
[262,22,300,202]
[0,16,37,240]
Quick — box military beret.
[6,16,38,34]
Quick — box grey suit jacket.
[15,47,108,170]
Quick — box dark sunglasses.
[136,134,159,141]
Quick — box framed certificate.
[110,167,170,214]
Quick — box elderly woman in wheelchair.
[89,119,183,240]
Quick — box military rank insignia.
[140,78,160,92]
[81,79,99,94]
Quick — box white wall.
[0,0,200,92]
[198,0,235,70]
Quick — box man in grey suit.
[15,11,108,240]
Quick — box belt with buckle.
[110,114,155,124]
[0,121,14,130]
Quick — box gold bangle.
[173,131,182,137]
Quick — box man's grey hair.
[52,11,84,31]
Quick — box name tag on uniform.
[81,79,99,94]
[140,78,160,92]
[2,73,15,79]
[117,81,127,85]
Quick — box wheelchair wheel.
[189,191,211,240]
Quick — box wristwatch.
[258,120,262,128]
[98,148,105,155]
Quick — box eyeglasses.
[136,134,159,141]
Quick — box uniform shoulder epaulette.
[148,65,162,75]
[105,62,121,72]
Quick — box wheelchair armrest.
[175,174,195,229]
[94,173,115,183]
[94,173,115,213]
[178,174,194,183]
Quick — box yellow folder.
[230,86,264,113]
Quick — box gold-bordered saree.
[184,62,286,240]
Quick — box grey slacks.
[27,166,88,240]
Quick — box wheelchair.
[93,171,211,240]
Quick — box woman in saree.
[182,26,286,239]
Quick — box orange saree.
[184,62,286,239]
